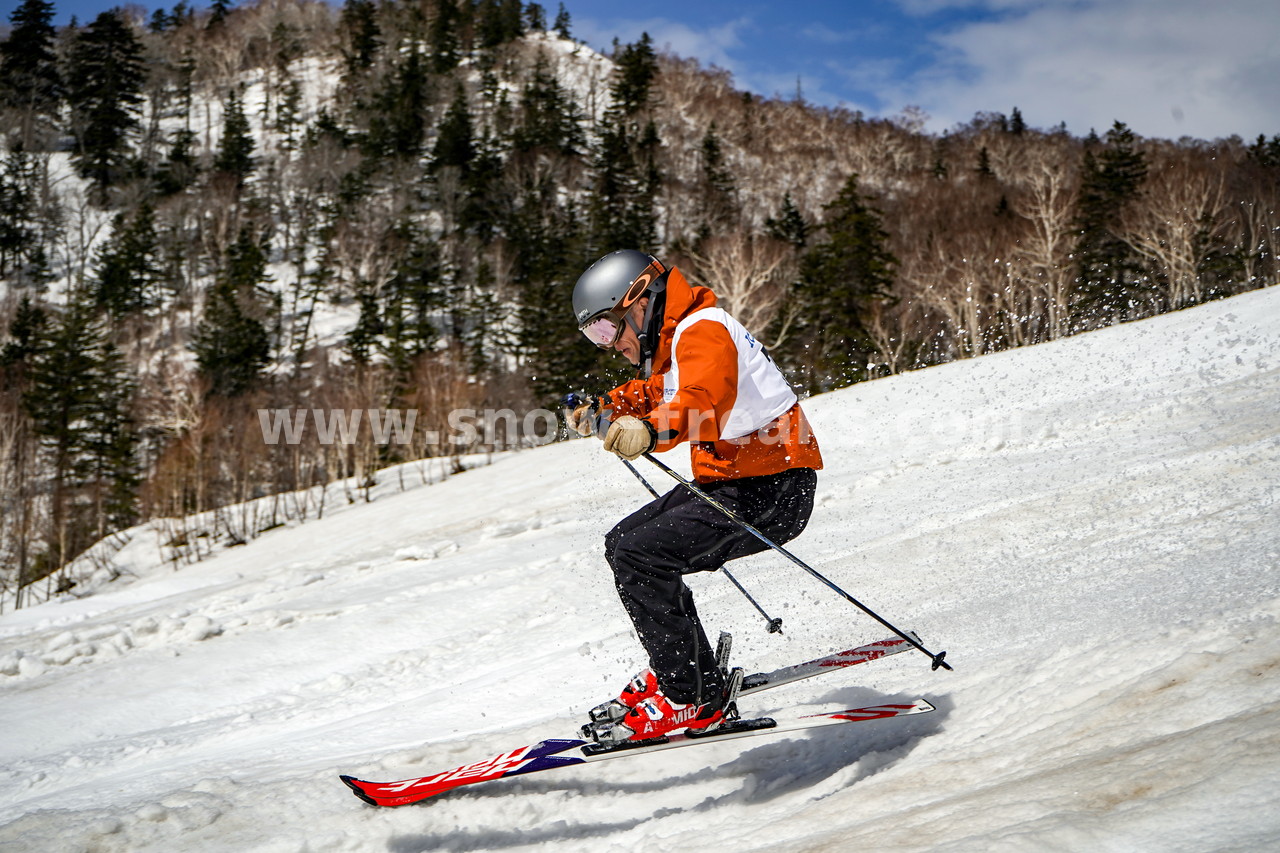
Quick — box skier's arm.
[645,320,738,452]
[605,378,660,417]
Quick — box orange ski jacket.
[603,267,823,483]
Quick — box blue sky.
[16,0,1280,142]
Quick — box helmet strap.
[624,313,644,346]
[635,273,669,376]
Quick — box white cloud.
[572,1,1278,142]
[571,13,857,107]
[573,15,751,76]
[878,0,1280,140]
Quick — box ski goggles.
[580,313,626,348]
[578,258,666,349]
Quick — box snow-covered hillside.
[1,287,1278,853]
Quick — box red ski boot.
[587,669,661,725]
[591,685,728,745]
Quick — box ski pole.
[619,458,660,499]
[618,458,784,634]
[641,453,952,671]
[718,567,785,634]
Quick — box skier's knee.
[604,522,626,567]
[608,529,654,578]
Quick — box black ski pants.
[604,466,818,706]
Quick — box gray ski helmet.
[572,250,665,328]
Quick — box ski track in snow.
[1,288,1278,853]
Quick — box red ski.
[341,699,934,807]
[738,633,920,694]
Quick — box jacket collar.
[640,266,717,377]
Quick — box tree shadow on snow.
[386,687,951,853]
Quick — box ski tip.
[339,775,379,806]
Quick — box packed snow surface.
[2,288,1278,852]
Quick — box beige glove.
[566,402,598,437]
[603,416,656,461]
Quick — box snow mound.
[1,287,1278,852]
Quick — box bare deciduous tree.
[1010,147,1079,340]
[1122,149,1229,308]
[685,230,797,343]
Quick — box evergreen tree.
[171,1,195,27]
[460,260,506,372]
[271,20,304,79]
[149,8,171,32]
[364,48,430,159]
[432,85,507,240]
[460,129,508,241]
[84,320,140,537]
[1,294,44,603]
[213,88,255,185]
[0,294,47,370]
[637,119,662,196]
[512,54,583,154]
[154,128,199,195]
[275,78,303,150]
[23,244,55,292]
[173,48,196,131]
[1247,134,1280,168]
[191,229,273,397]
[610,33,657,116]
[23,297,139,567]
[207,0,232,29]
[511,193,601,400]
[476,0,509,49]
[381,223,443,379]
[65,10,146,201]
[1009,106,1026,135]
[501,0,524,40]
[587,35,661,253]
[431,85,475,172]
[525,2,546,31]
[765,193,808,249]
[788,174,896,389]
[429,0,461,73]
[588,122,654,252]
[0,0,63,151]
[423,80,506,243]
[340,0,381,74]
[345,289,383,366]
[92,202,160,320]
[1074,120,1148,324]
[975,146,994,178]
[553,3,571,39]
[0,151,39,277]
[695,122,739,239]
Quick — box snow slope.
[1,287,1278,853]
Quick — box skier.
[568,250,823,744]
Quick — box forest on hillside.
[1,0,1278,609]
